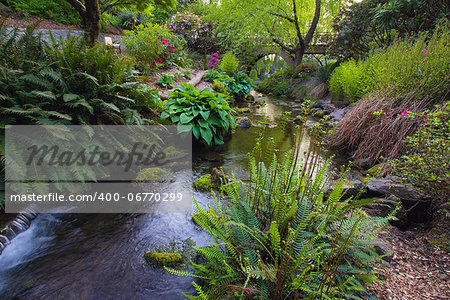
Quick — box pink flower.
[423,49,428,54]
[400,110,409,116]
[385,113,390,117]
[162,40,168,45]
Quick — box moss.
[163,146,184,158]
[136,167,168,182]
[144,252,182,267]
[194,174,213,191]
[368,164,383,177]
[236,107,251,114]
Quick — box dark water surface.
[0,94,319,299]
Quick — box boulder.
[238,117,252,128]
[329,107,349,121]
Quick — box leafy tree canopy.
[205,0,346,67]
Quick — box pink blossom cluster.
[208,52,220,69]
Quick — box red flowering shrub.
[124,24,186,73]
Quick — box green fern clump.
[168,136,392,299]
[219,51,240,76]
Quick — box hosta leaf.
[199,110,210,120]
[180,113,194,124]
[200,127,213,145]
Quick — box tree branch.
[291,0,305,50]
[269,12,295,24]
[65,0,86,14]
[304,0,322,45]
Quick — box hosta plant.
[161,83,235,146]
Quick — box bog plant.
[329,19,450,103]
[161,83,235,145]
[123,23,186,73]
[167,137,392,299]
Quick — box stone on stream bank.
[335,178,433,230]
[144,238,196,268]
[194,168,230,191]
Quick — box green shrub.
[161,83,235,145]
[0,27,156,126]
[249,69,258,80]
[227,72,255,100]
[123,23,186,73]
[330,19,450,102]
[204,69,233,84]
[391,101,450,202]
[113,8,152,30]
[6,0,81,26]
[168,145,391,298]
[219,51,239,76]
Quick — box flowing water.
[0,94,320,299]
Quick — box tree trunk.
[82,0,100,46]
[293,48,304,66]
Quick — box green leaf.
[200,127,213,145]
[199,110,210,120]
[161,112,170,120]
[63,93,79,102]
[192,125,200,139]
[180,113,194,124]
[198,119,210,128]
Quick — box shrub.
[227,72,255,100]
[0,27,156,126]
[123,23,186,73]
[390,101,450,202]
[330,19,450,103]
[161,83,235,145]
[113,8,152,30]
[167,143,391,299]
[219,51,239,76]
[164,11,218,54]
[6,0,81,26]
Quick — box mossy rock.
[163,146,185,158]
[136,167,169,182]
[236,107,251,114]
[194,174,213,191]
[144,252,182,267]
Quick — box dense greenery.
[5,0,81,26]
[205,69,255,101]
[161,83,235,146]
[329,20,450,103]
[123,23,186,73]
[0,26,157,126]
[168,142,391,299]
[391,101,450,202]
[327,0,450,60]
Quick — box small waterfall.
[0,207,37,255]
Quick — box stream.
[0,94,325,299]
